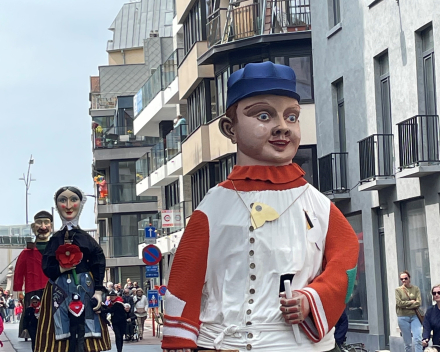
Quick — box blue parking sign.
[145,265,159,278]
[148,290,159,308]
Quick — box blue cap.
[226,62,301,110]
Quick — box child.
[23,296,40,352]
[14,302,23,322]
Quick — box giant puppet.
[35,186,110,352]
[161,62,359,352]
[14,210,52,339]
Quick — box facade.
[311,1,440,351]
[89,0,174,288]
[134,0,318,291]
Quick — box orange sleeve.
[162,210,209,349]
[13,251,26,292]
[297,203,359,342]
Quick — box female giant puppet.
[161,62,359,352]
[35,186,110,352]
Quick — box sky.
[0,0,126,229]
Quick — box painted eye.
[71,197,79,203]
[257,113,270,121]
[58,197,67,203]
[286,114,298,123]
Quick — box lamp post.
[19,155,36,225]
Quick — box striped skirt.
[35,282,111,352]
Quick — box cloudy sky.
[0,0,125,229]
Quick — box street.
[1,320,162,352]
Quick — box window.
[191,163,218,210]
[293,145,318,188]
[216,68,230,116]
[334,80,346,152]
[421,26,436,115]
[165,181,180,209]
[187,79,216,134]
[330,0,341,27]
[183,0,206,54]
[345,212,368,324]
[401,198,431,312]
[377,52,392,134]
[218,154,237,183]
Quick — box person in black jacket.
[122,289,134,311]
[101,291,126,352]
[422,284,440,350]
[123,304,137,341]
[23,296,40,352]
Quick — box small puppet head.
[219,62,301,167]
[32,210,53,242]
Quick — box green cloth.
[395,284,421,317]
[36,241,48,255]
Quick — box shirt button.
[249,289,255,294]
[250,275,256,281]
[249,226,254,232]
[249,299,254,304]
[246,309,252,315]
[246,321,252,326]
[249,250,254,256]
[250,263,255,269]
[246,344,252,350]
[247,333,253,339]
[250,237,255,244]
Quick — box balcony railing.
[138,213,162,239]
[90,94,117,110]
[151,139,165,173]
[166,124,188,161]
[0,236,33,246]
[106,182,156,204]
[134,48,184,118]
[358,134,394,182]
[136,152,151,183]
[93,126,159,149]
[100,235,144,258]
[318,152,348,194]
[208,0,311,47]
[397,115,440,170]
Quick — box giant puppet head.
[54,186,87,230]
[219,62,302,167]
[31,210,53,242]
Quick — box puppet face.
[227,95,301,166]
[56,190,81,221]
[32,218,52,242]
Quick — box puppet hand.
[92,291,103,311]
[280,291,310,325]
[59,266,76,274]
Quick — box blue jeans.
[398,315,422,352]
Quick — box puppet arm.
[296,203,359,342]
[13,252,26,291]
[161,211,209,350]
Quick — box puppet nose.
[271,121,291,137]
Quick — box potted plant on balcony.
[127,129,135,140]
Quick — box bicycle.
[340,341,368,352]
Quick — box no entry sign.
[142,244,162,265]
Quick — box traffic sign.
[148,290,159,308]
[145,265,159,278]
[142,245,162,265]
[144,226,157,244]
[158,285,167,296]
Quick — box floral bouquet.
[55,244,83,285]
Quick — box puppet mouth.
[269,140,290,148]
[38,229,49,234]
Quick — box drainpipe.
[121,49,125,64]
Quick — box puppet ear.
[31,223,36,235]
[219,117,237,144]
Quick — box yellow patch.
[250,202,280,229]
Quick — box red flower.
[55,244,83,269]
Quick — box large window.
[329,0,341,27]
[112,214,150,257]
[293,145,318,188]
[334,80,346,152]
[377,52,392,134]
[216,68,231,116]
[218,154,237,183]
[165,181,180,209]
[183,0,206,54]
[274,56,313,101]
[191,163,218,210]
[345,212,368,324]
[187,79,216,134]
[421,26,436,115]
[401,198,431,312]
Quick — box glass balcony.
[318,152,348,194]
[93,126,159,149]
[138,213,162,238]
[358,134,394,182]
[134,49,184,118]
[107,182,156,204]
[166,124,188,161]
[91,94,117,110]
[397,115,440,170]
[151,139,165,173]
[207,8,227,47]
[100,235,144,258]
[0,236,34,246]
[136,152,151,183]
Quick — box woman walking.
[133,288,148,340]
[395,270,423,352]
[422,284,440,350]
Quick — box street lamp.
[19,155,36,225]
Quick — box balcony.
[133,49,184,136]
[93,126,158,150]
[166,124,187,174]
[207,0,311,48]
[97,182,158,217]
[90,94,117,110]
[100,234,144,258]
[0,236,33,247]
[358,134,396,191]
[318,152,350,201]
[397,115,440,178]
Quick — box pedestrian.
[23,295,40,352]
[396,270,423,352]
[14,302,23,322]
[132,282,139,290]
[122,289,134,311]
[422,284,440,349]
[124,279,133,290]
[0,292,6,321]
[123,304,136,342]
[115,284,123,296]
[334,311,349,349]
[7,294,15,323]
[106,281,114,292]
[100,291,126,352]
[133,288,148,340]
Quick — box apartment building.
[89,0,174,287]
[134,0,317,288]
[311,1,440,351]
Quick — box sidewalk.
[2,318,162,352]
